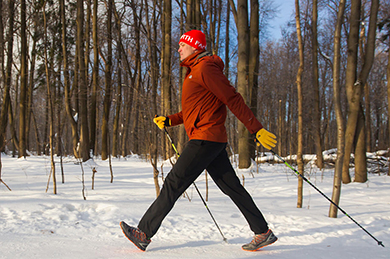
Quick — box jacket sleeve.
[200,62,263,134]
[168,111,183,126]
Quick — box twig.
[79,159,86,200]
[92,167,97,190]
[108,136,114,183]
[0,151,12,191]
[0,179,11,191]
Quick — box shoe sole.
[120,221,148,252]
[242,236,278,252]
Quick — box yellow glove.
[153,116,171,129]
[255,128,277,150]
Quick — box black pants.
[138,140,269,238]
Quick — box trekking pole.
[163,128,228,243]
[269,149,384,247]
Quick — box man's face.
[178,42,197,61]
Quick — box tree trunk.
[145,0,160,197]
[90,0,98,156]
[8,101,19,153]
[311,0,323,169]
[61,0,79,158]
[55,67,62,157]
[388,35,390,177]
[295,0,304,208]
[342,0,361,184]
[162,0,172,159]
[343,0,378,183]
[364,82,372,152]
[19,0,27,158]
[0,0,15,151]
[225,2,230,79]
[43,0,56,194]
[354,106,367,182]
[26,24,38,153]
[112,15,122,158]
[77,0,90,161]
[101,0,113,161]
[248,0,259,161]
[31,110,41,155]
[0,0,4,82]
[85,0,91,87]
[235,0,251,169]
[329,0,346,219]
[130,2,142,155]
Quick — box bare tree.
[295,0,304,208]
[19,0,27,158]
[0,0,15,152]
[61,0,79,158]
[101,0,113,161]
[0,0,4,82]
[387,31,390,176]
[0,148,11,190]
[248,0,259,162]
[112,5,123,158]
[162,0,172,159]
[311,0,323,169]
[230,0,251,168]
[43,0,56,194]
[90,0,98,156]
[342,0,379,183]
[329,0,346,219]
[144,0,161,197]
[26,11,39,154]
[77,0,90,161]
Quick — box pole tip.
[378,241,385,247]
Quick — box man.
[120,30,277,252]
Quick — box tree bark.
[90,0,98,156]
[329,0,346,219]
[26,21,38,153]
[162,0,172,159]
[0,0,4,82]
[342,0,361,184]
[19,0,27,158]
[61,0,79,158]
[112,11,122,158]
[295,0,304,208]
[77,0,90,161]
[145,0,160,197]
[101,0,113,161]
[248,0,259,161]
[311,0,323,169]
[388,36,390,177]
[236,0,251,169]
[343,0,379,183]
[0,0,15,151]
[43,0,56,194]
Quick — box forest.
[0,0,389,199]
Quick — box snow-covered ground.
[1,153,389,258]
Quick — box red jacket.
[168,51,263,143]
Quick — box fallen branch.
[0,179,11,191]
[0,144,12,191]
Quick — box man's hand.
[255,128,277,150]
[153,116,171,129]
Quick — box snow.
[1,153,389,259]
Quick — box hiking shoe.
[120,221,151,251]
[242,229,278,251]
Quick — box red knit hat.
[179,30,206,50]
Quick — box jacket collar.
[180,50,212,68]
